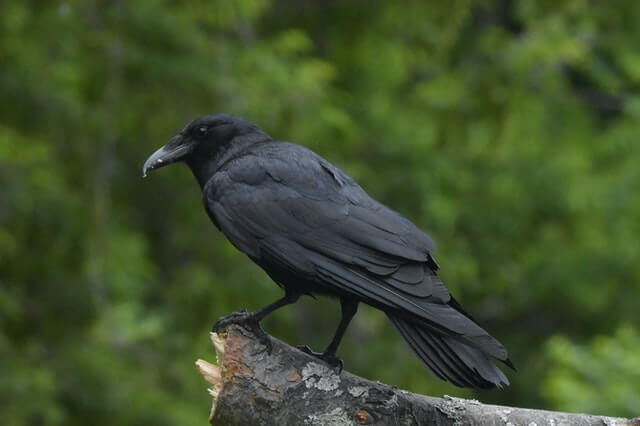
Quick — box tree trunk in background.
[196,325,640,426]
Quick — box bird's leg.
[213,292,300,353]
[298,298,359,372]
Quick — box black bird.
[143,114,514,388]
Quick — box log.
[195,325,640,426]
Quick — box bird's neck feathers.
[186,131,272,189]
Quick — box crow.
[143,114,514,388]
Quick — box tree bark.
[196,325,639,426]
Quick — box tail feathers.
[388,314,510,389]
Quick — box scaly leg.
[298,298,359,372]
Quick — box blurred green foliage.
[543,325,640,417]
[1,0,639,424]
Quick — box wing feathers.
[391,262,425,284]
[388,315,509,388]
[305,248,508,360]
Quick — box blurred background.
[2,0,640,424]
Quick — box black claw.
[260,335,273,354]
[211,310,272,353]
[296,345,314,355]
[324,355,344,373]
[333,358,344,374]
[247,322,272,354]
[296,346,344,373]
[212,309,249,333]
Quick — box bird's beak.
[142,134,191,177]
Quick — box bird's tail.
[387,314,511,388]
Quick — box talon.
[258,334,273,354]
[211,309,254,333]
[211,310,273,353]
[296,346,344,372]
[330,357,344,374]
[319,352,343,373]
[296,345,314,355]
[246,322,272,354]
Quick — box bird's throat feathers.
[186,132,271,189]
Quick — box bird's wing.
[205,144,506,359]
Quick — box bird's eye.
[198,127,208,136]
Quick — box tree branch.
[195,325,639,425]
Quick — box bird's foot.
[212,309,272,353]
[212,309,249,332]
[296,345,344,373]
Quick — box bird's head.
[142,113,267,179]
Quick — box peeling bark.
[195,325,640,426]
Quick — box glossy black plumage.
[143,114,514,388]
